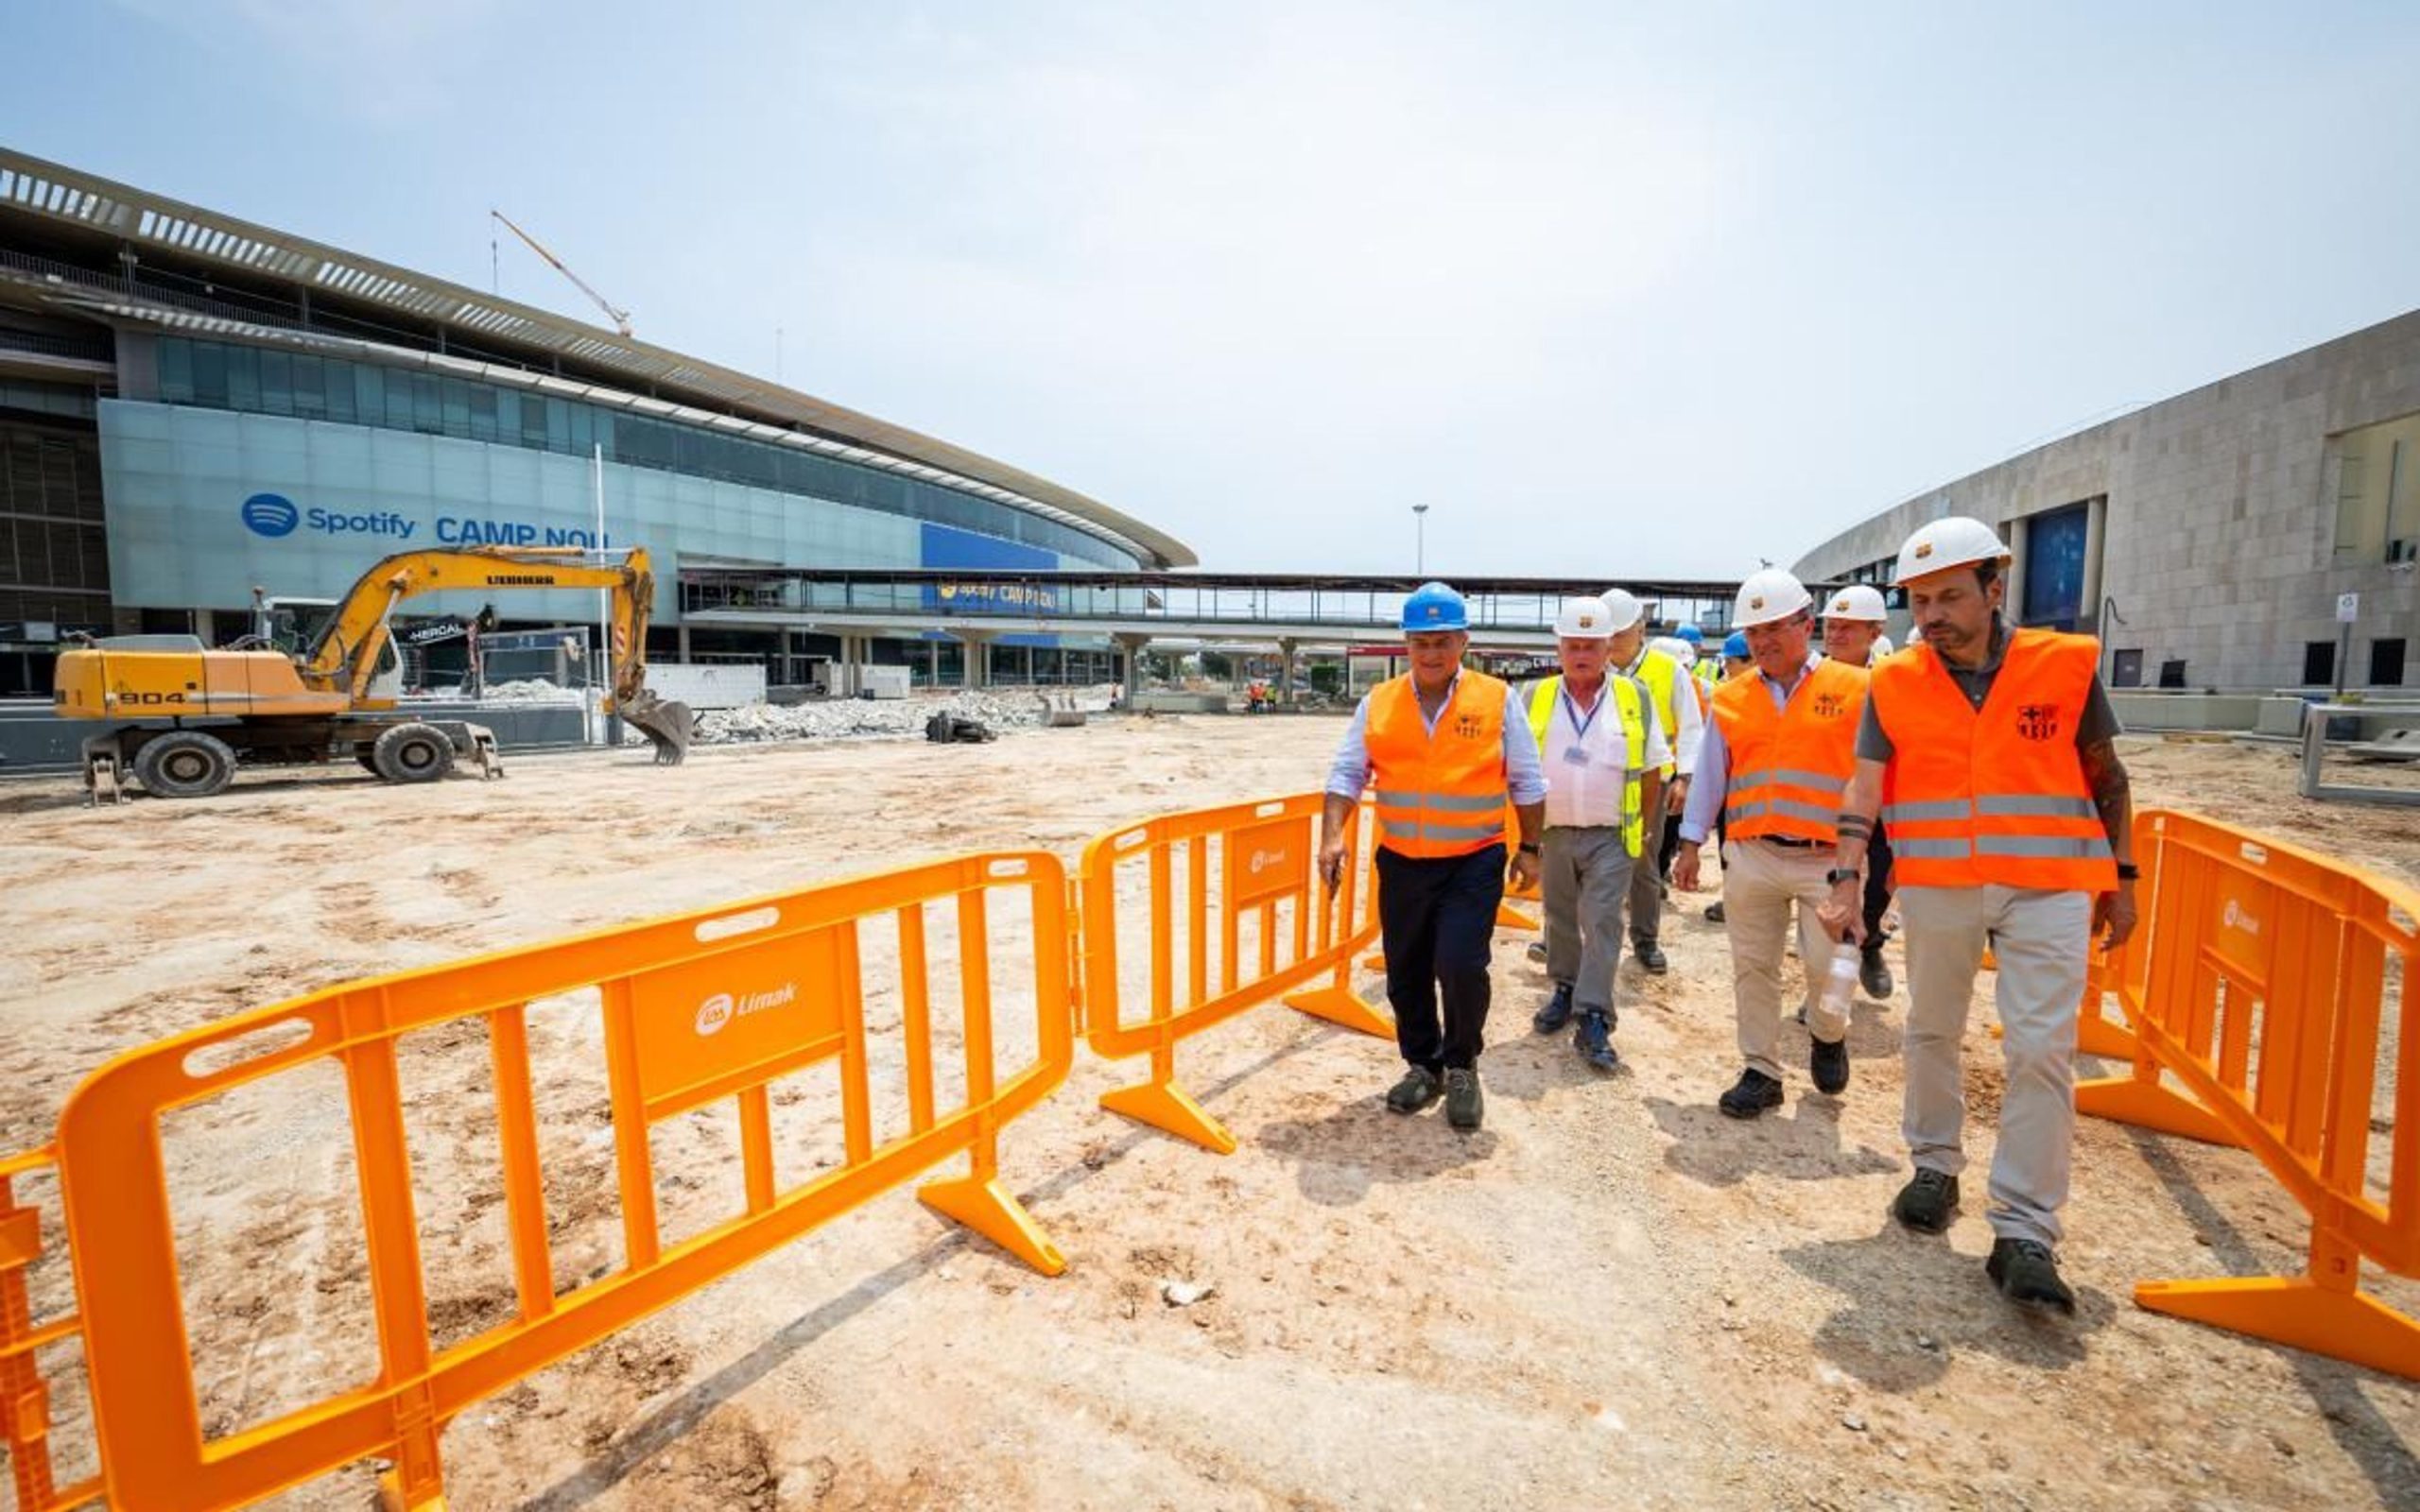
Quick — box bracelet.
[2116,862,2140,881]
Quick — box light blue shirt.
[1324,672,1548,807]
[1678,651,1823,845]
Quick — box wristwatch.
[2116,862,2140,881]
[1824,867,1859,885]
[1517,841,1541,855]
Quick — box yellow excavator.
[53,545,694,802]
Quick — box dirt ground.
[2,720,2417,1511]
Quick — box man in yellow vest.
[1321,581,1547,1130]
[1601,588,1701,975]
[1525,594,1666,1072]
[1673,570,1868,1117]
[1820,518,2135,1314]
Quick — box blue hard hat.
[1676,624,1704,645]
[1400,580,1469,632]
[1722,630,1750,659]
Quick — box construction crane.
[491,208,633,336]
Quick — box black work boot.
[1704,901,1726,924]
[1443,1067,1484,1130]
[1575,1009,1620,1072]
[1533,981,1575,1034]
[1718,1068,1784,1119]
[1385,1065,1443,1115]
[1809,1035,1850,1095]
[1987,1238,2077,1314]
[1525,938,1547,965]
[1892,1169,1960,1233]
[1633,941,1669,974]
[1859,941,1894,999]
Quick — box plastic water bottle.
[1819,943,1861,1022]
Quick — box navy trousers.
[1375,842,1507,1072]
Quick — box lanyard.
[1559,683,1606,747]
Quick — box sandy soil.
[2,722,2416,1511]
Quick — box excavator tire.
[132,730,238,799]
[372,722,456,784]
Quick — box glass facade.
[151,336,1141,570]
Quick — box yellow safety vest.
[1526,674,1648,856]
[1627,648,1684,780]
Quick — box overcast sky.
[9,3,2417,576]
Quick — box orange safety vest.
[1709,658,1867,843]
[1366,670,1512,858]
[1869,627,2117,892]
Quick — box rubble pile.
[636,685,1123,747]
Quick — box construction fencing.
[3,797,2416,1508]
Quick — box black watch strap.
[2116,862,2140,880]
[1517,841,1541,854]
[1825,867,1859,885]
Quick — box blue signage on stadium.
[239,492,299,537]
[236,493,608,547]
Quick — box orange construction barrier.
[0,851,1072,1511]
[1079,793,1391,1153]
[2079,809,2420,1379]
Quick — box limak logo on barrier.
[238,493,611,548]
[1228,815,1309,907]
[694,983,798,1038]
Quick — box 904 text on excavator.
[51,545,693,803]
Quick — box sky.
[6,2,2417,576]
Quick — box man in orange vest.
[1820,517,2136,1314]
[1672,569,1868,1117]
[1321,581,1547,1131]
[1822,584,1901,1005]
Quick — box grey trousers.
[1543,826,1634,1017]
[1628,779,1670,947]
[1898,885,2090,1247]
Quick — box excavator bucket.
[619,691,693,765]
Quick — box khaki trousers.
[1722,837,1848,1080]
[1898,884,2090,1247]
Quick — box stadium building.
[1794,308,2420,696]
[0,148,1193,697]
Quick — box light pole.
[1412,504,1429,576]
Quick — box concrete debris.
[1159,1279,1216,1308]
[623,685,1124,748]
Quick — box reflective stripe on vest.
[1709,658,1867,845]
[1628,649,1684,779]
[1525,674,1648,856]
[1868,627,2118,893]
[1364,670,1514,859]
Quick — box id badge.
[1560,745,1590,766]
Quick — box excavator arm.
[302,545,691,763]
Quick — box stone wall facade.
[1793,310,2420,693]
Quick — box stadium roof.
[0,147,1195,568]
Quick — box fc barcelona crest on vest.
[1813,691,1847,719]
[1455,713,1485,739]
[2016,702,2061,741]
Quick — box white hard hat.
[1650,635,1695,665]
[1893,516,2012,586]
[1874,633,1896,657]
[1552,594,1616,639]
[1596,588,1647,632]
[1732,568,1812,628]
[1823,584,1889,623]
